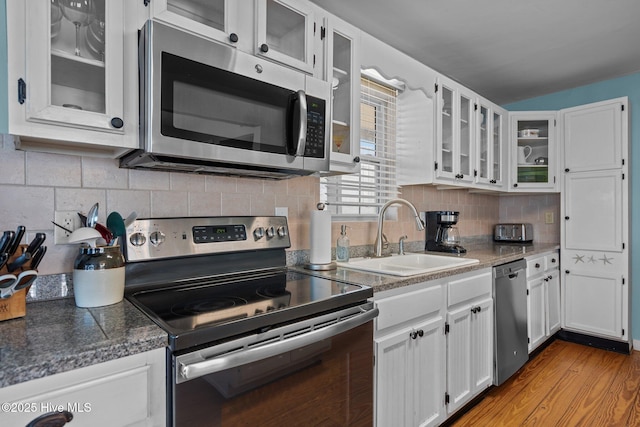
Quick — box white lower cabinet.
[374,283,446,427]
[563,269,625,340]
[0,349,166,427]
[445,270,493,416]
[526,252,561,353]
[374,268,493,426]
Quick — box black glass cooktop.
[126,270,372,351]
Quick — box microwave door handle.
[287,90,307,156]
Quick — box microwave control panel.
[304,96,326,158]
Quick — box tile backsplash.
[1,134,560,275]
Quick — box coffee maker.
[425,211,467,254]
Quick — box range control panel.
[125,216,290,262]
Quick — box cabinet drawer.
[526,256,546,278]
[0,349,165,427]
[447,270,492,307]
[545,252,559,270]
[376,284,444,331]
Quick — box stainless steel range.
[123,216,377,427]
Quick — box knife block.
[0,244,36,322]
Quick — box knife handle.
[7,225,26,257]
[26,232,46,255]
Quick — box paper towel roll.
[309,210,332,265]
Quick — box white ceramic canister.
[73,246,125,308]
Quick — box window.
[321,75,399,220]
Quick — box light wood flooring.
[450,339,640,426]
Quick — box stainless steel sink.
[336,253,479,277]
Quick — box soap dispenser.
[336,225,350,262]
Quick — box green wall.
[505,71,640,342]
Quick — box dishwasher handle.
[178,306,379,382]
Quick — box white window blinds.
[321,76,399,219]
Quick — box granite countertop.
[0,298,167,389]
[294,242,560,293]
[0,242,557,390]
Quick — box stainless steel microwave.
[120,20,330,179]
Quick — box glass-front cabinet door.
[435,77,474,184]
[326,17,360,174]
[476,99,506,188]
[150,0,241,46]
[510,112,557,191]
[24,0,125,133]
[255,0,316,74]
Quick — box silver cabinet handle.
[179,306,378,382]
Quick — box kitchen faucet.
[374,199,425,257]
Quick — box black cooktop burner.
[126,269,371,350]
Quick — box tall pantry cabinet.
[560,97,630,348]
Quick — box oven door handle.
[179,306,378,382]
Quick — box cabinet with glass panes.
[5,0,140,155]
[510,113,558,191]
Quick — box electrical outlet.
[544,211,554,224]
[54,211,82,244]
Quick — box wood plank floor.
[450,339,640,426]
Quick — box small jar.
[73,246,125,308]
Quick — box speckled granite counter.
[294,243,560,293]
[0,242,557,390]
[0,298,167,388]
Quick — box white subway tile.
[129,169,170,190]
[82,157,128,189]
[106,189,151,218]
[151,190,189,217]
[26,152,81,187]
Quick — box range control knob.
[149,231,166,247]
[130,232,146,247]
[266,226,275,238]
[253,227,265,240]
[277,226,288,238]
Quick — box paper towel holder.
[305,202,337,271]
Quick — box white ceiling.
[309,0,640,104]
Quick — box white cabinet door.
[411,317,447,427]
[476,99,507,189]
[446,304,472,415]
[435,76,475,185]
[562,98,626,173]
[150,0,244,47]
[563,270,624,340]
[547,269,561,335]
[471,298,493,391]
[527,277,546,352]
[509,112,557,191]
[564,170,623,252]
[255,0,316,74]
[326,16,361,174]
[8,0,139,154]
[375,328,412,427]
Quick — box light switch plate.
[544,211,554,224]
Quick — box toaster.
[494,223,533,243]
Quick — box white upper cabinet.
[435,76,475,185]
[475,98,507,189]
[562,98,626,173]
[6,0,141,156]
[149,0,242,47]
[255,0,317,74]
[509,112,558,191]
[326,16,361,174]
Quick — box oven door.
[172,303,377,426]
[140,20,329,175]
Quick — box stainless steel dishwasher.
[493,259,528,385]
